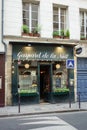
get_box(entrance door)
[77,58,87,101]
[40,64,52,102]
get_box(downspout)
[2,0,7,56]
[2,0,7,106]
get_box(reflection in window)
[52,61,68,92]
[18,61,38,94]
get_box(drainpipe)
[2,0,7,57]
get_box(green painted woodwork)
[12,45,73,61]
[12,44,74,104]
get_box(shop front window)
[18,61,38,95]
[52,61,69,94]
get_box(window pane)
[61,16,65,22]
[53,23,59,29]
[32,4,38,12]
[80,11,87,37]
[81,26,84,32]
[18,61,38,94]
[23,10,29,19]
[53,15,58,21]
[61,23,64,30]
[32,12,38,19]
[31,20,38,32]
[23,19,29,26]
[52,61,68,92]
[23,3,29,10]
[23,3,39,32]
[53,7,59,31]
[31,3,38,30]
[61,8,66,15]
[53,7,58,14]
[53,6,66,32]
[60,8,66,31]
[23,3,29,27]
[32,20,38,27]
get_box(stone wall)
[5,43,12,105]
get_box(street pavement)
[0,102,87,117]
[19,115,78,130]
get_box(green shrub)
[65,30,70,37]
[53,31,59,36]
[60,30,64,36]
[22,25,29,33]
[53,87,69,93]
[80,35,86,40]
[33,25,41,34]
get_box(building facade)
[1,0,87,105]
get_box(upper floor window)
[23,3,39,33]
[80,11,87,39]
[53,6,67,33]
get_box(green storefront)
[11,42,74,105]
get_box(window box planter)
[33,33,40,37]
[29,33,33,36]
[19,89,38,96]
[52,91,69,95]
[53,31,60,38]
[20,92,38,96]
[64,36,69,39]
[22,32,29,36]
[80,36,86,40]
[53,36,61,38]
[22,32,40,37]
[53,87,69,95]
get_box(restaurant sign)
[17,51,69,61]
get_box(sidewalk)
[0,102,87,117]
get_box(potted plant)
[65,30,70,39]
[33,25,41,37]
[53,31,60,38]
[80,35,86,40]
[22,24,29,36]
[60,30,65,39]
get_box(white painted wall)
[4,0,22,36]
[68,6,80,40]
[4,0,87,40]
[40,0,53,38]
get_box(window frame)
[53,6,67,34]
[80,11,87,38]
[23,3,39,33]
